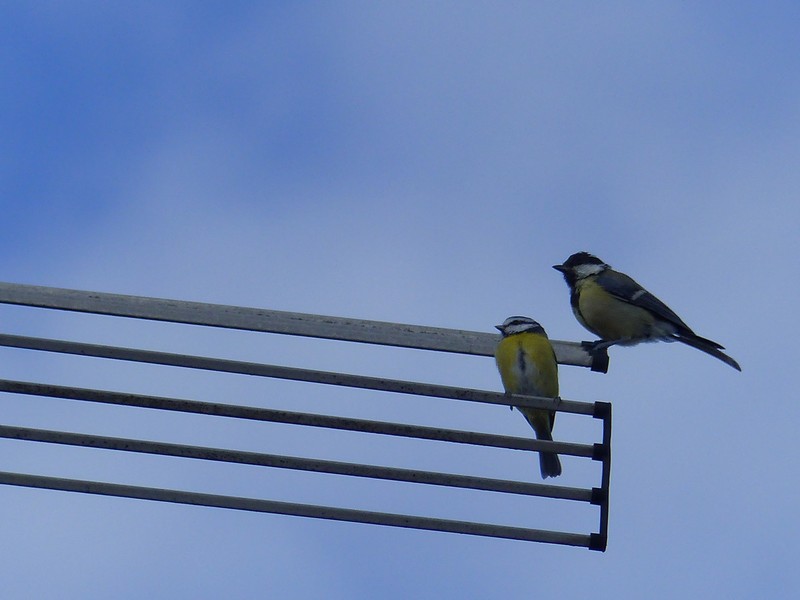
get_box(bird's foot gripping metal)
[580,341,610,374]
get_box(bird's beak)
[552,264,567,273]
[494,325,504,332]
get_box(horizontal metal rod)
[0,379,597,458]
[0,334,597,416]
[0,471,594,547]
[0,424,593,502]
[0,281,597,368]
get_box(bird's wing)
[596,269,694,332]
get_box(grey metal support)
[0,282,609,371]
[0,471,594,548]
[0,424,594,502]
[0,334,595,415]
[0,379,598,457]
[0,282,613,550]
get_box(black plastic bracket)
[580,341,610,373]
[592,443,607,461]
[589,533,608,552]
[590,351,609,373]
[590,487,607,506]
[592,401,612,420]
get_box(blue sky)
[1,3,798,599]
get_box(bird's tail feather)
[520,408,562,479]
[679,330,725,350]
[531,421,562,479]
[674,333,741,371]
[539,451,562,479]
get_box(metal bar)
[0,424,593,502]
[594,403,612,551]
[0,379,594,458]
[0,471,593,547]
[0,379,596,458]
[0,333,596,415]
[0,282,598,368]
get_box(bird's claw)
[582,339,618,354]
[581,341,612,373]
[581,340,602,354]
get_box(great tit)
[553,252,741,371]
[494,316,562,479]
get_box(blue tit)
[494,316,562,479]
[553,252,741,371]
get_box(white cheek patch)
[574,263,606,279]
[505,324,533,335]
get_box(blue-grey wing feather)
[596,270,693,332]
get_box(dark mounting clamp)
[581,341,610,373]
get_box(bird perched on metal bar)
[494,316,562,479]
[553,252,741,371]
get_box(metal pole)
[0,471,594,548]
[0,334,595,415]
[0,282,606,369]
[0,424,594,502]
[1,379,597,456]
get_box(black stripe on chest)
[517,347,527,372]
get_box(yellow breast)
[577,279,656,341]
[494,333,559,398]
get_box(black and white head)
[495,316,547,337]
[552,252,609,285]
